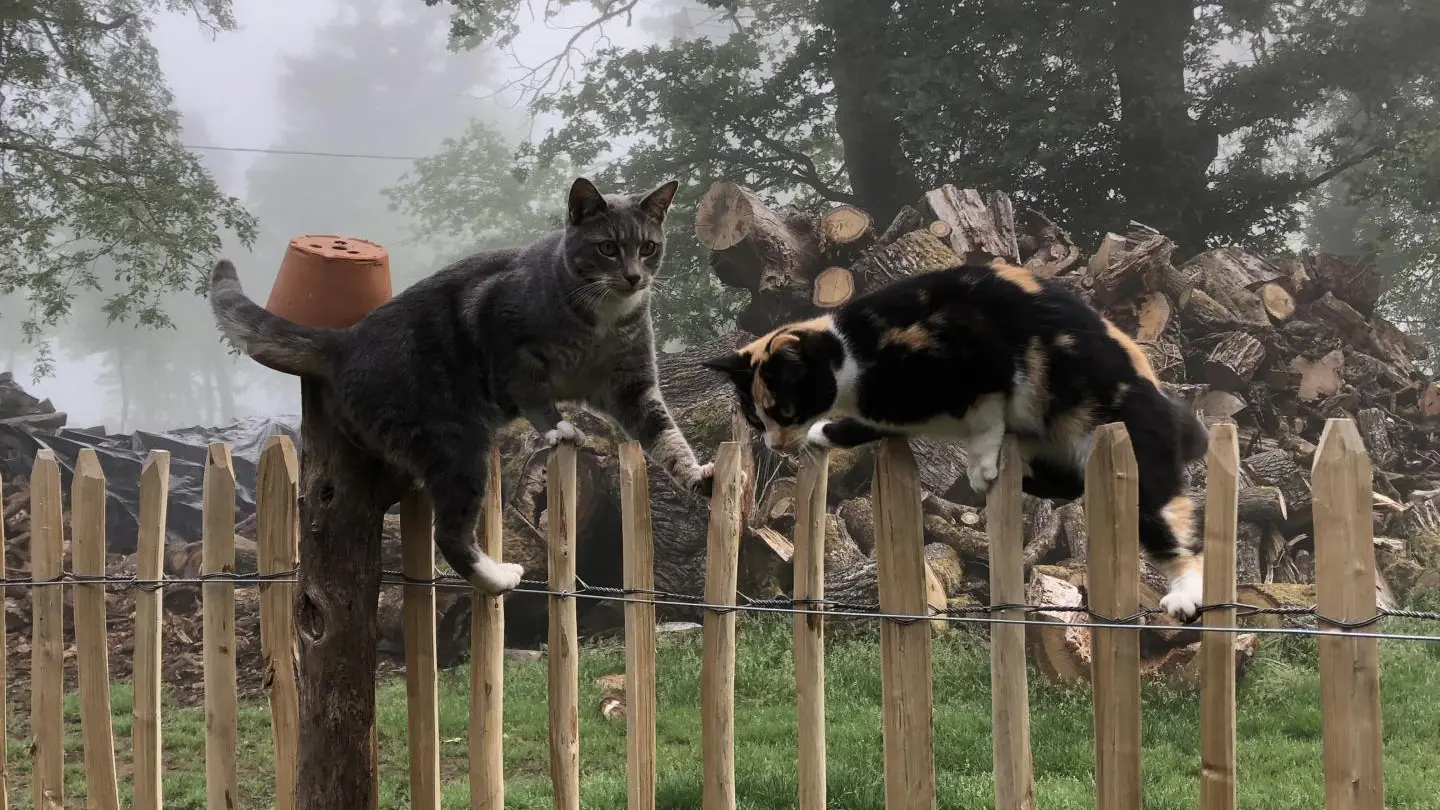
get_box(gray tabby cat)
[208,177,714,595]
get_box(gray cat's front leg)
[521,403,587,448]
[599,381,713,496]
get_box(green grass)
[7,615,1440,809]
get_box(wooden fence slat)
[987,437,1034,810]
[203,443,239,810]
[471,446,505,810]
[548,442,581,810]
[257,438,300,810]
[619,442,657,810]
[1313,418,1385,810]
[702,442,745,810]
[793,450,829,810]
[1200,424,1239,810]
[873,438,936,810]
[73,450,120,809]
[30,450,64,810]
[0,471,9,810]
[402,490,442,809]
[134,451,170,810]
[1085,423,1142,810]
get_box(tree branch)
[743,128,860,205]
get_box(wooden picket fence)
[0,417,1387,809]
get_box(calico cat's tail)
[209,259,338,377]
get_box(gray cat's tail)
[209,259,337,377]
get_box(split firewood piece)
[1015,206,1083,278]
[694,180,822,294]
[1355,408,1398,469]
[1289,349,1345,401]
[1022,497,1062,566]
[1305,291,1369,335]
[1181,287,1251,335]
[877,204,925,246]
[1023,571,1091,685]
[1367,315,1419,374]
[924,543,966,596]
[1056,501,1088,561]
[1192,485,1289,528]
[1182,248,1275,330]
[811,266,856,309]
[1203,332,1268,392]
[1305,252,1383,316]
[1133,291,1173,342]
[1422,382,1440,419]
[1194,389,1248,420]
[1090,230,1189,309]
[923,184,1021,262]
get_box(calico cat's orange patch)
[1102,318,1159,385]
[879,324,939,352]
[988,259,1043,294]
[738,315,833,364]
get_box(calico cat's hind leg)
[1020,455,1085,501]
[424,438,525,595]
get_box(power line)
[182,144,426,161]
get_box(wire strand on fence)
[5,568,1440,643]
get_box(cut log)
[1022,498,1062,566]
[836,497,877,557]
[1242,448,1312,528]
[1056,502,1087,561]
[1289,349,1344,401]
[1305,291,1369,337]
[1367,316,1418,375]
[1305,252,1383,316]
[927,221,953,240]
[819,204,875,261]
[849,229,960,294]
[1355,408,1398,469]
[811,267,856,309]
[1023,572,1091,685]
[1185,247,1281,289]
[1192,485,1289,528]
[1422,383,1440,419]
[1258,283,1296,322]
[922,185,1020,262]
[1237,522,1264,584]
[595,674,626,721]
[1133,292,1173,343]
[1203,332,1267,392]
[694,180,821,294]
[923,514,990,562]
[1089,231,1186,309]
[1183,251,1273,330]
[924,543,965,596]
[877,204,925,246]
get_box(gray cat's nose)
[624,272,642,288]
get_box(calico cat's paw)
[469,558,525,595]
[966,453,1001,494]
[544,420,587,448]
[804,420,836,448]
[1158,571,1203,622]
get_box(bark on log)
[1204,332,1267,392]
[849,229,960,295]
[1181,288,1253,335]
[922,185,1020,262]
[1015,206,1083,278]
[877,205,925,246]
[1305,252,1383,316]
[1183,249,1274,330]
[1242,449,1313,529]
[1089,230,1186,309]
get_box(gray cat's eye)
[598,240,619,257]
[639,240,658,256]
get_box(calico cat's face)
[563,177,678,302]
[701,318,840,453]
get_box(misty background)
[3,0,1437,435]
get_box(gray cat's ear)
[568,177,608,225]
[639,180,680,221]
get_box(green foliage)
[410,0,1440,333]
[0,0,257,373]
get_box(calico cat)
[701,258,1210,620]
[209,177,714,595]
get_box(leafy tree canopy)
[1,0,257,365]
[416,0,1440,346]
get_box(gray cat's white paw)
[544,420,587,448]
[470,559,524,595]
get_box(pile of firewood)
[683,180,1440,687]
[0,371,66,434]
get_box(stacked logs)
[683,180,1440,686]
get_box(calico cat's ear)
[700,351,751,377]
[639,180,680,221]
[568,177,608,225]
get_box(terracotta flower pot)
[264,235,392,330]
